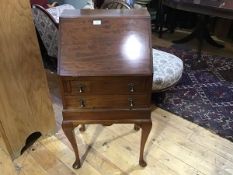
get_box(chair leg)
[134,124,140,131]
[152,92,166,104]
[79,124,86,132]
[158,0,164,38]
[168,8,176,33]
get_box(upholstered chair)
[101,0,131,9]
[31,5,59,71]
[134,0,151,7]
[31,3,92,71]
[152,49,183,92]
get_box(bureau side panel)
[0,0,55,158]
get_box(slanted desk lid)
[58,9,152,77]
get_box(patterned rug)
[154,46,233,142]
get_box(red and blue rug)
[154,46,233,142]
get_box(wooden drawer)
[63,94,151,109]
[61,76,151,95]
[62,109,151,121]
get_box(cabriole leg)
[62,121,81,169]
[139,120,152,167]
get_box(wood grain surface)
[58,9,153,168]
[63,94,151,109]
[62,76,151,95]
[58,9,152,76]
[163,0,233,19]
[0,0,55,158]
[1,107,233,175]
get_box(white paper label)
[93,20,101,25]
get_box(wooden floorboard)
[0,107,231,175]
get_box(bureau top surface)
[58,9,152,77]
[60,9,150,19]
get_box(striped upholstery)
[32,5,58,57]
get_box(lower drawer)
[63,94,151,109]
[62,109,151,120]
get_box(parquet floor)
[1,32,233,175]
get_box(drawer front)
[63,94,151,109]
[62,109,151,121]
[61,76,151,95]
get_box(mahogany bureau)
[58,9,153,169]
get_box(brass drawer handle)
[128,83,135,93]
[78,85,84,93]
[80,99,85,108]
[128,98,134,109]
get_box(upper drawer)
[61,76,151,95]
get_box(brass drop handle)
[79,85,84,93]
[128,98,134,109]
[80,99,85,108]
[128,83,135,93]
